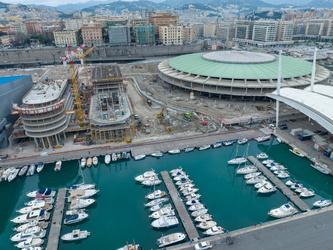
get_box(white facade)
[159,25,184,45]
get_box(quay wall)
[0,43,205,67]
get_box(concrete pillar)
[310,48,317,92]
[47,137,52,149]
[34,138,38,147]
[63,131,66,139]
[41,138,46,149]
[55,134,59,145]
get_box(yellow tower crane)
[70,64,85,127]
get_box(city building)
[158,51,330,100]
[53,30,78,47]
[151,13,178,38]
[203,24,217,38]
[81,22,103,47]
[134,25,155,45]
[184,27,196,43]
[0,75,34,148]
[24,22,42,35]
[108,26,131,46]
[12,78,73,149]
[0,35,15,46]
[64,18,85,31]
[252,21,277,42]
[159,25,184,45]
[89,65,133,143]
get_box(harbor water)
[1,137,333,249]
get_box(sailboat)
[228,143,248,165]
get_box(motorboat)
[11,210,50,224]
[223,141,234,146]
[186,199,200,206]
[262,159,274,165]
[300,189,315,198]
[156,232,186,248]
[69,198,95,210]
[36,162,44,173]
[144,197,169,207]
[203,226,224,236]
[117,244,141,250]
[170,167,184,174]
[64,212,89,224]
[188,204,205,211]
[68,189,99,201]
[290,183,303,190]
[184,146,195,152]
[179,183,195,191]
[244,172,261,179]
[236,166,258,175]
[295,187,309,193]
[191,209,208,217]
[266,162,279,168]
[195,214,212,222]
[237,138,248,145]
[134,154,146,160]
[25,198,54,206]
[149,206,175,219]
[256,153,269,159]
[18,166,29,176]
[17,202,53,214]
[197,220,217,229]
[8,167,19,182]
[254,180,271,189]
[255,135,271,143]
[289,148,305,157]
[246,176,267,184]
[310,163,330,175]
[174,174,190,181]
[86,157,92,167]
[14,221,48,232]
[66,208,86,215]
[257,183,276,194]
[212,142,222,148]
[285,179,299,186]
[61,229,90,241]
[182,188,199,196]
[268,203,298,218]
[80,158,86,168]
[0,168,10,181]
[151,215,179,228]
[11,226,46,242]
[92,156,98,166]
[142,179,162,186]
[175,178,192,186]
[277,171,290,179]
[270,165,287,171]
[313,199,332,207]
[27,188,56,198]
[172,170,186,177]
[185,193,201,201]
[15,238,44,249]
[151,152,163,157]
[199,144,210,151]
[149,203,171,212]
[105,154,111,164]
[145,190,167,200]
[111,153,117,162]
[168,149,180,154]
[70,183,96,191]
[54,161,62,171]
[26,164,36,176]
[134,169,156,182]
[228,157,247,165]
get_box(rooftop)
[202,51,276,64]
[0,75,28,85]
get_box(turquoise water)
[1,138,333,249]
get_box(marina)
[161,171,200,241]
[248,156,310,212]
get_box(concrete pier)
[46,188,67,250]
[161,171,200,241]
[248,156,310,212]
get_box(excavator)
[157,107,166,118]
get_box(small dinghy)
[54,161,62,171]
[92,156,98,166]
[105,154,111,164]
[36,162,44,173]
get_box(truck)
[298,133,312,141]
[144,124,151,134]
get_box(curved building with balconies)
[158,50,330,100]
[13,79,73,148]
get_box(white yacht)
[66,208,86,215]
[25,197,54,206]
[117,244,141,250]
[36,162,44,173]
[244,172,261,179]
[285,179,299,186]
[145,190,167,200]
[170,167,184,174]
[134,154,146,160]
[262,159,274,165]
[15,238,44,249]
[256,153,268,159]
[182,188,199,196]
[246,176,267,184]
[142,179,162,186]
[27,188,56,198]
[257,183,276,194]
[254,180,271,189]
[61,229,90,241]
[203,226,224,236]
[144,197,169,207]
[64,212,89,224]
[223,141,234,146]
[179,183,195,191]
[228,157,247,165]
[313,199,332,207]
[191,209,208,217]
[80,158,86,168]
[54,161,62,171]
[26,164,36,176]
[151,215,179,228]
[212,142,222,148]
[172,170,186,177]
[92,156,98,166]
[185,193,201,201]
[70,183,96,191]
[13,220,48,232]
[194,214,212,222]
[186,199,200,206]
[277,171,290,179]
[188,204,205,211]
[149,206,175,219]
[199,144,210,151]
[237,138,248,145]
[149,203,171,212]
[151,152,163,157]
[173,175,190,181]
[270,165,287,171]
[17,202,52,214]
[134,169,156,182]
[69,198,95,210]
[236,166,258,174]
[68,189,99,201]
[157,232,186,248]
[268,203,298,218]
[168,149,180,154]
[8,167,19,182]
[18,166,29,176]
[111,153,117,162]
[105,154,111,164]
[310,163,330,175]
[300,189,315,198]
[10,226,46,242]
[175,178,192,186]
[11,210,50,224]
[197,220,217,229]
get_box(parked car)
[320,131,328,136]
[279,125,288,130]
[314,130,322,134]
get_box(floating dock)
[248,156,310,212]
[161,171,200,241]
[46,188,67,250]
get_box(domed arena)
[158,51,330,100]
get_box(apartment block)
[159,25,184,45]
[64,18,85,31]
[53,30,78,47]
[81,23,103,47]
[134,25,155,45]
[108,26,131,46]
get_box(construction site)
[1,49,307,152]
